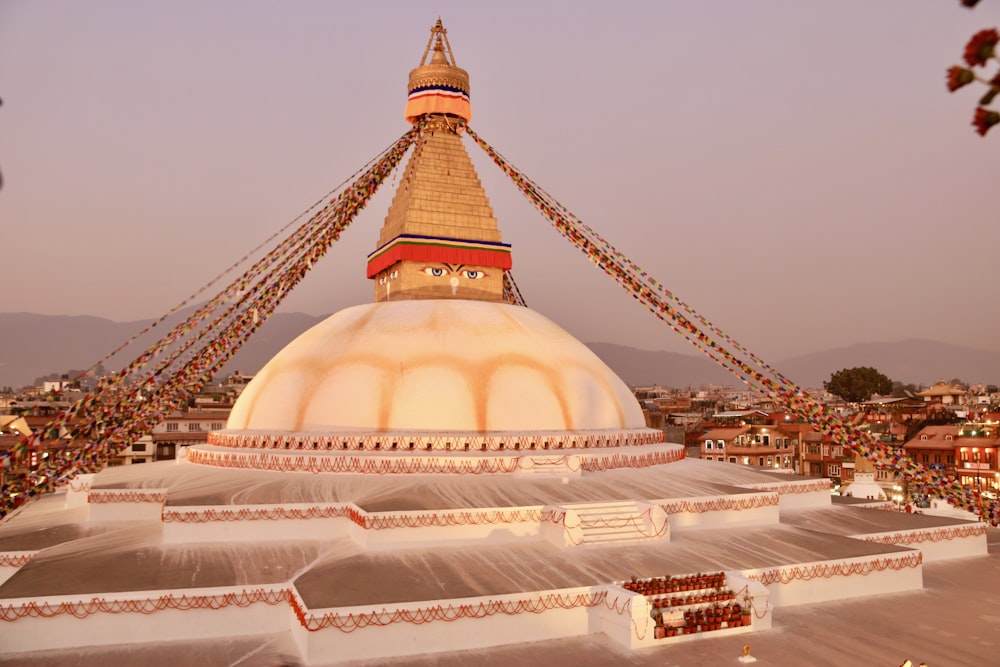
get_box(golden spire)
[368,20,510,303]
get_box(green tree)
[824,367,893,403]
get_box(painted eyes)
[420,266,488,279]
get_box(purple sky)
[1,1,997,362]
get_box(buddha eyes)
[420,266,487,279]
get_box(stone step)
[570,500,653,545]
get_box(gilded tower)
[367,19,511,303]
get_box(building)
[903,424,999,503]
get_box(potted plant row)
[624,571,727,595]
[652,602,751,639]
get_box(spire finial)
[405,19,471,124]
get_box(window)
[947,454,954,464]
[828,464,841,476]
[704,440,713,449]
[132,443,146,452]
[758,457,764,466]
[922,453,929,463]
[729,457,736,464]
[822,445,829,458]
[705,456,713,461]
[934,454,941,464]
[716,439,725,448]
[210,422,223,431]
[920,435,928,440]
[187,423,201,432]
[766,455,773,467]
[166,422,179,432]
[945,435,953,441]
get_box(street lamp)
[893,484,903,510]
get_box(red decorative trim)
[0,588,289,622]
[290,589,608,632]
[186,445,684,475]
[660,493,778,514]
[162,505,360,524]
[186,450,522,475]
[751,552,922,587]
[206,429,665,452]
[858,523,987,546]
[579,449,685,472]
[746,479,831,495]
[88,489,167,504]
[366,241,511,278]
[363,508,559,530]
[0,552,36,568]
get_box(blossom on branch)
[947,66,976,91]
[972,107,1000,136]
[963,28,999,67]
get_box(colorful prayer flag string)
[464,123,998,526]
[0,127,421,521]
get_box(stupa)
[0,20,993,667]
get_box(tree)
[949,378,970,390]
[824,367,894,403]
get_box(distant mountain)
[590,339,1000,389]
[774,339,1000,388]
[584,342,735,389]
[0,313,148,388]
[0,311,326,390]
[1,313,998,390]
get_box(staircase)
[553,500,668,546]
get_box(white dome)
[227,300,645,433]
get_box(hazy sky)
[1,1,997,363]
